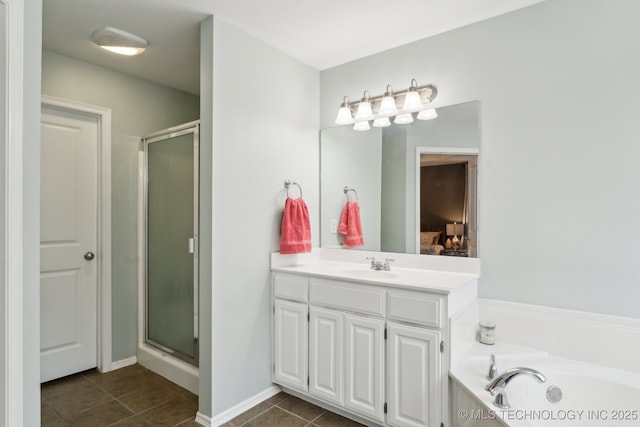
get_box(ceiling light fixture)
[91,27,148,56]
[334,79,438,131]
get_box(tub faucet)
[485,367,546,409]
[486,354,498,380]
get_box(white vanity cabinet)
[272,271,457,427]
[273,274,308,393]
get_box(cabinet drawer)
[273,273,308,302]
[387,291,442,327]
[309,279,384,316]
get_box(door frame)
[41,95,113,374]
[2,0,26,423]
[414,146,479,254]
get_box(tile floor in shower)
[41,363,364,426]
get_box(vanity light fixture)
[394,113,414,124]
[354,91,374,121]
[335,96,354,124]
[402,79,423,112]
[334,79,437,131]
[417,108,438,120]
[353,121,371,131]
[372,117,391,128]
[378,85,398,116]
[91,26,148,56]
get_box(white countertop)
[271,248,479,295]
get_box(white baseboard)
[108,356,137,372]
[195,411,212,426]
[208,385,281,427]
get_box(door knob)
[84,251,95,261]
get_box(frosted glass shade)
[335,106,353,124]
[394,113,414,124]
[378,95,398,116]
[372,117,391,127]
[417,108,438,120]
[353,121,371,131]
[355,100,374,120]
[403,90,423,112]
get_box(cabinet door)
[273,299,308,392]
[387,322,441,427]
[309,306,343,405]
[344,314,385,422]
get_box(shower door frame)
[143,120,200,366]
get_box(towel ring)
[343,186,358,201]
[284,180,303,198]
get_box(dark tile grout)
[41,365,198,427]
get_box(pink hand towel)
[338,200,364,248]
[280,197,312,254]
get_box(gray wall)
[41,50,200,360]
[208,17,319,416]
[321,0,640,319]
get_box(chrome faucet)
[486,354,498,380]
[366,257,394,271]
[485,367,546,409]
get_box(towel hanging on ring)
[338,200,364,248]
[280,194,312,254]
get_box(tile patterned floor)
[221,392,364,427]
[41,364,199,426]
[42,364,364,427]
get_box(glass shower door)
[144,123,199,365]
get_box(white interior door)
[40,106,98,383]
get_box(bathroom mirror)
[320,101,480,257]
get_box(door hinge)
[384,402,388,414]
[384,328,387,340]
[440,341,444,353]
[307,312,310,322]
[441,423,444,427]
[307,376,310,385]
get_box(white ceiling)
[43,0,546,95]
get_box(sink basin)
[338,269,398,280]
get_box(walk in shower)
[138,121,199,393]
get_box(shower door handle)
[188,238,195,254]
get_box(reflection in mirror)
[320,101,480,257]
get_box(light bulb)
[417,108,438,120]
[394,113,414,124]
[373,117,391,127]
[353,121,371,131]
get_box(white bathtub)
[451,354,640,427]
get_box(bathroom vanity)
[271,249,479,427]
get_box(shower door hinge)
[307,312,310,322]
[440,341,444,352]
[384,328,387,340]
[384,402,387,414]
